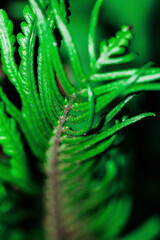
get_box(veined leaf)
[0,10,21,93]
[17,5,51,136]
[29,0,75,97]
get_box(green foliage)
[0,0,160,239]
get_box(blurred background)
[0,0,160,237]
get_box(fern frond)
[17,5,51,135]
[90,67,160,81]
[119,217,160,240]
[99,26,136,66]
[59,0,71,24]
[0,164,14,184]
[88,0,136,71]
[37,0,49,9]
[0,0,160,239]
[37,5,65,123]
[0,9,50,158]
[51,0,85,85]
[88,0,104,69]
[0,10,20,92]
[29,0,75,97]
[61,112,155,162]
[0,103,37,193]
[0,88,46,160]
[66,63,153,129]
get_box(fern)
[0,0,160,239]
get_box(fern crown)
[0,0,160,239]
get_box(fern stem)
[44,99,74,240]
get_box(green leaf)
[17,5,51,136]
[90,67,160,82]
[0,9,20,93]
[104,95,135,123]
[0,103,37,193]
[88,0,104,69]
[89,196,132,240]
[119,217,160,240]
[60,135,116,162]
[0,163,14,183]
[29,0,75,96]
[0,8,50,156]
[51,0,85,86]
[63,112,155,145]
[96,25,135,69]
